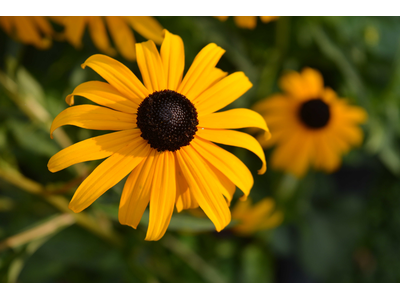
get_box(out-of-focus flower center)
[298,99,331,129]
[137,89,199,152]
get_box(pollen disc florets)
[137,89,199,152]
[299,99,331,129]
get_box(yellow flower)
[215,16,279,29]
[0,16,53,49]
[253,68,367,178]
[231,197,283,235]
[48,30,270,241]
[53,16,164,61]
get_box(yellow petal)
[279,70,311,101]
[191,136,253,201]
[69,138,151,212]
[63,16,87,48]
[48,129,140,173]
[197,128,266,174]
[178,43,225,101]
[234,16,257,29]
[32,16,53,35]
[119,149,158,229]
[271,132,313,177]
[14,16,50,49]
[206,162,236,203]
[124,16,164,45]
[145,151,176,241]
[175,160,198,212]
[176,146,231,231]
[198,108,271,140]
[215,16,229,22]
[66,81,138,113]
[82,54,149,104]
[195,72,253,116]
[160,29,185,91]
[260,16,279,23]
[50,105,137,138]
[87,16,116,56]
[105,16,136,61]
[301,68,324,99]
[136,40,166,93]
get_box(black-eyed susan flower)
[231,197,283,235]
[48,30,270,241]
[215,16,279,29]
[52,16,163,61]
[253,67,367,178]
[0,16,53,49]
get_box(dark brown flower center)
[298,99,330,129]
[136,89,198,152]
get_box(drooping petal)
[160,30,185,91]
[234,16,257,29]
[195,72,253,116]
[105,16,136,61]
[191,136,253,201]
[197,128,267,174]
[87,16,116,56]
[198,108,271,140]
[50,105,137,138]
[124,16,164,45]
[63,16,87,48]
[176,146,231,231]
[145,151,176,241]
[205,162,236,203]
[119,149,158,229]
[69,138,151,213]
[65,81,138,113]
[82,54,149,104]
[48,129,140,172]
[136,40,166,93]
[178,43,225,101]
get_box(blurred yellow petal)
[105,16,136,61]
[66,81,138,113]
[63,16,87,48]
[87,16,116,56]
[176,146,231,232]
[178,43,225,101]
[50,105,136,138]
[145,151,176,241]
[234,16,257,29]
[260,16,279,23]
[195,72,253,116]
[136,40,166,93]
[119,149,157,229]
[197,128,267,175]
[48,129,140,172]
[301,67,325,98]
[69,138,150,213]
[82,54,149,103]
[124,16,164,45]
[191,136,253,201]
[161,30,185,91]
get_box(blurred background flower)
[51,16,164,61]
[216,16,279,29]
[253,67,367,177]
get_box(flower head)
[53,16,164,61]
[0,16,54,49]
[48,30,270,241]
[253,67,367,177]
